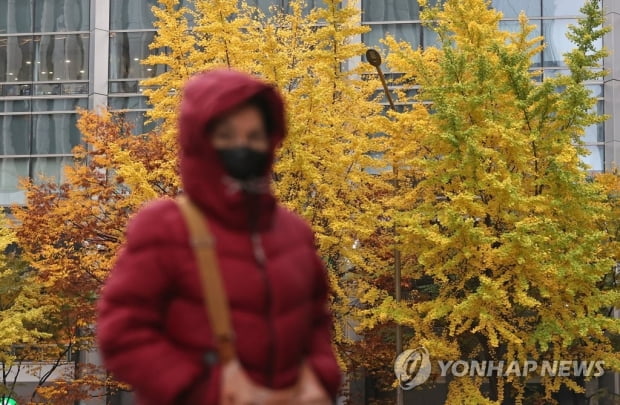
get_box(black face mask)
[216,147,270,181]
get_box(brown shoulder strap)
[175,194,236,364]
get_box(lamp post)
[366,48,403,405]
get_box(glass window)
[583,123,604,144]
[362,0,420,22]
[363,23,420,54]
[108,96,149,110]
[109,80,139,94]
[245,0,275,15]
[34,83,61,96]
[0,83,32,96]
[245,1,328,16]
[32,113,81,154]
[0,36,34,82]
[0,99,30,113]
[542,19,577,67]
[32,98,87,111]
[592,98,604,115]
[0,158,29,205]
[118,111,157,134]
[542,68,571,79]
[31,156,72,185]
[34,34,89,81]
[0,0,33,34]
[62,82,88,95]
[543,0,584,17]
[586,84,603,98]
[0,115,30,155]
[284,0,327,15]
[422,25,440,48]
[109,32,167,80]
[583,100,604,144]
[499,20,542,67]
[34,0,89,32]
[491,0,541,18]
[582,145,603,171]
[425,0,447,7]
[110,0,158,30]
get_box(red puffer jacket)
[96,70,342,405]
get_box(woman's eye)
[214,130,234,141]
[249,130,267,141]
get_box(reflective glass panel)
[31,156,72,184]
[246,1,329,16]
[0,0,33,34]
[583,123,604,144]
[0,84,32,96]
[543,0,585,17]
[422,25,440,48]
[110,0,158,30]
[499,20,542,67]
[62,82,88,95]
[108,96,149,110]
[583,100,604,144]
[0,115,30,155]
[0,36,34,82]
[0,158,29,205]
[119,111,157,134]
[245,0,275,15]
[34,0,90,32]
[109,32,167,80]
[32,113,81,154]
[362,0,420,21]
[0,99,30,113]
[34,83,61,96]
[32,98,87,111]
[109,81,139,94]
[363,23,420,53]
[284,0,327,15]
[34,34,89,80]
[491,0,541,18]
[586,84,603,98]
[542,19,577,67]
[582,145,603,171]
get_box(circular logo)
[394,347,432,390]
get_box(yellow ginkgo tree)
[0,212,64,404]
[140,0,394,367]
[354,0,620,403]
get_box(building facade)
[0,0,618,404]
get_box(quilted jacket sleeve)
[304,229,344,400]
[96,202,207,405]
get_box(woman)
[96,69,342,405]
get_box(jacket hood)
[178,69,286,231]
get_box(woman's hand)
[219,359,330,405]
[220,359,298,405]
[221,359,263,405]
[294,361,331,405]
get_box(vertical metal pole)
[394,247,403,405]
[89,0,110,111]
[373,66,396,111]
[367,49,403,405]
[86,6,110,405]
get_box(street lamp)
[366,48,403,405]
[366,49,396,111]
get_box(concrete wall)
[604,0,620,170]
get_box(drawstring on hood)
[178,69,286,231]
